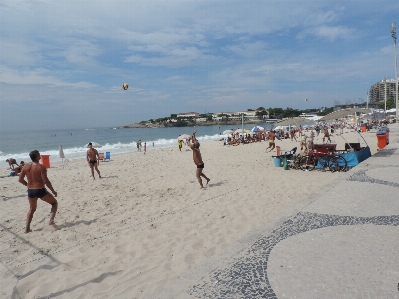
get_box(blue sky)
[1,0,398,130]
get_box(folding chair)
[98,153,105,161]
[104,152,111,162]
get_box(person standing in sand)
[144,142,147,154]
[18,150,58,234]
[86,142,101,179]
[187,131,210,189]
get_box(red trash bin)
[376,132,387,149]
[41,154,51,168]
[361,125,366,132]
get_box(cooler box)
[41,155,50,168]
[273,157,282,167]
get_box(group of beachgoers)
[8,116,388,235]
[219,120,368,153]
[10,131,212,234]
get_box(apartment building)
[369,79,398,104]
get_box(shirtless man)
[14,161,25,175]
[323,128,331,143]
[300,133,307,151]
[6,158,19,170]
[266,131,276,152]
[18,150,58,234]
[86,142,101,179]
[187,131,210,188]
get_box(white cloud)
[0,66,97,88]
[297,25,356,41]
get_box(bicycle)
[299,150,347,172]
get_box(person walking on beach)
[266,131,276,152]
[300,133,307,151]
[18,150,58,234]
[144,142,147,154]
[178,136,183,152]
[86,142,101,179]
[6,158,19,170]
[290,129,297,142]
[323,127,331,143]
[187,131,210,188]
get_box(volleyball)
[122,83,129,90]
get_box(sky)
[1,0,398,130]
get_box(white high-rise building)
[369,79,397,104]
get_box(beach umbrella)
[222,129,233,135]
[84,142,102,148]
[234,129,250,134]
[360,114,374,120]
[251,126,265,132]
[59,144,65,159]
[273,117,312,126]
[319,108,372,121]
[178,134,191,141]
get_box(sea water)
[0,123,272,165]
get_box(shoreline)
[120,119,271,128]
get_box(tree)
[282,107,300,118]
[268,108,284,119]
[255,110,268,119]
[317,107,333,116]
[218,113,230,123]
[378,98,395,110]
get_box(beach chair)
[282,147,297,159]
[104,152,111,162]
[98,153,105,161]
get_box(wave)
[1,133,228,163]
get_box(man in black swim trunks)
[86,142,101,180]
[187,131,210,189]
[18,150,58,234]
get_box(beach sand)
[0,129,378,298]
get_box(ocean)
[0,123,272,165]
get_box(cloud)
[297,25,356,41]
[0,66,97,89]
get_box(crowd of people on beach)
[5,116,394,235]
[219,119,384,153]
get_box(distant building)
[369,79,397,104]
[333,102,377,112]
[212,110,267,121]
[177,112,199,118]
